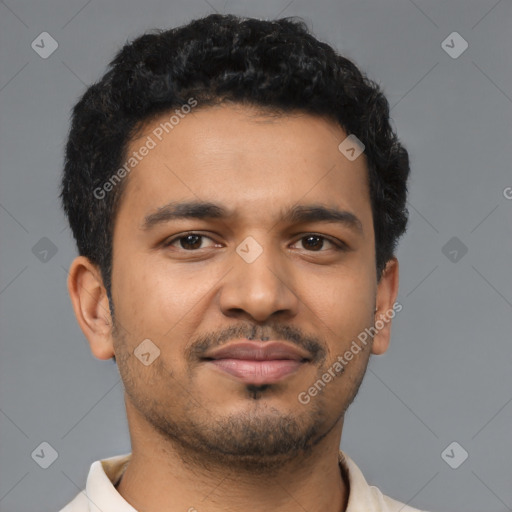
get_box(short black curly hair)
[61,13,410,303]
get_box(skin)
[67,103,399,512]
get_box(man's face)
[107,104,388,470]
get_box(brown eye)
[178,234,203,250]
[302,235,325,251]
[293,234,342,252]
[164,233,217,250]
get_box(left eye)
[291,234,339,252]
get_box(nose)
[218,238,300,323]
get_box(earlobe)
[371,257,400,356]
[67,256,115,360]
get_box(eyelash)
[162,232,347,252]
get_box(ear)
[371,257,400,355]
[67,256,115,360]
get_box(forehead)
[116,104,371,229]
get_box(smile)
[202,340,311,385]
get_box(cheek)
[112,251,218,338]
[297,265,376,352]
[111,252,172,339]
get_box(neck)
[116,409,349,512]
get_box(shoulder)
[57,453,131,512]
[339,450,429,512]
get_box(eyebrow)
[141,200,363,234]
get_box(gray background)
[0,0,511,511]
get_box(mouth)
[201,340,312,385]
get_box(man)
[59,12,424,512]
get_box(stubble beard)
[112,319,369,475]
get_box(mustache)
[186,323,327,364]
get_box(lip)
[202,340,311,385]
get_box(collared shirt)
[59,450,427,511]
